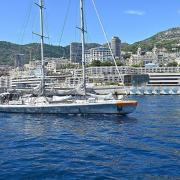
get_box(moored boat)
[144,87,152,95]
[0,99,137,115]
[152,88,160,95]
[0,0,138,115]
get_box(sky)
[0,0,180,46]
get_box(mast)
[39,0,45,96]
[34,0,45,96]
[80,0,86,97]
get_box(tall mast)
[80,0,86,97]
[34,0,45,96]
[39,0,45,96]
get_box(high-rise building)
[137,47,142,56]
[14,54,25,68]
[111,36,121,58]
[70,42,82,63]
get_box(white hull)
[0,100,137,115]
[152,89,160,95]
[129,88,136,95]
[160,89,169,95]
[130,88,144,95]
[144,89,152,95]
[169,89,177,95]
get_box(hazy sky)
[0,0,180,46]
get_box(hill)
[122,27,180,53]
[0,41,69,65]
[0,41,100,65]
[1,27,180,65]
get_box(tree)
[122,53,131,59]
[89,60,101,67]
[101,61,113,66]
[167,61,178,67]
[116,60,124,66]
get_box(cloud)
[124,10,145,16]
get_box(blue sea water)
[0,96,180,180]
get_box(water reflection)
[0,113,138,148]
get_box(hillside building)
[14,54,25,68]
[70,42,82,63]
[85,46,113,64]
[111,36,121,58]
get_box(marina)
[0,0,180,179]
[128,86,180,95]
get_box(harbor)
[0,0,180,179]
[1,66,179,96]
[93,85,180,95]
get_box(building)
[0,65,10,76]
[14,54,25,68]
[124,74,149,86]
[128,45,180,67]
[64,66,180,86]
[0,76,11,89]
[148,73,180,86]
[46,58,79,73]
[70,42,82,63]
[10,75,69,91]
[7,64,180,91]
[85,50,91,64]
[111,36,121,58]
[85,46,112,63]
[129,47,158,66]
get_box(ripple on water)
[0,96,180,179]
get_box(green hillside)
[122,27,180,53]
[0,41,70,65]
[1,27,180,65]
[0,41,100,65]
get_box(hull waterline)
[0,100,138,115]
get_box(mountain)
[0,41,69,65]
[1,27,180,65]
[122,27,180,53]
[0,41,100,65]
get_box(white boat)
[136,88,143,95]
[177,88,180,95]
[0,98,137,115]
[144,88,152,95]
[160,88,169,95]
[169,88,177,95]
[152,88,160,95]
[129,88,136,95]
[0,0,137,115]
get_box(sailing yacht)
[0,0,138,115]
